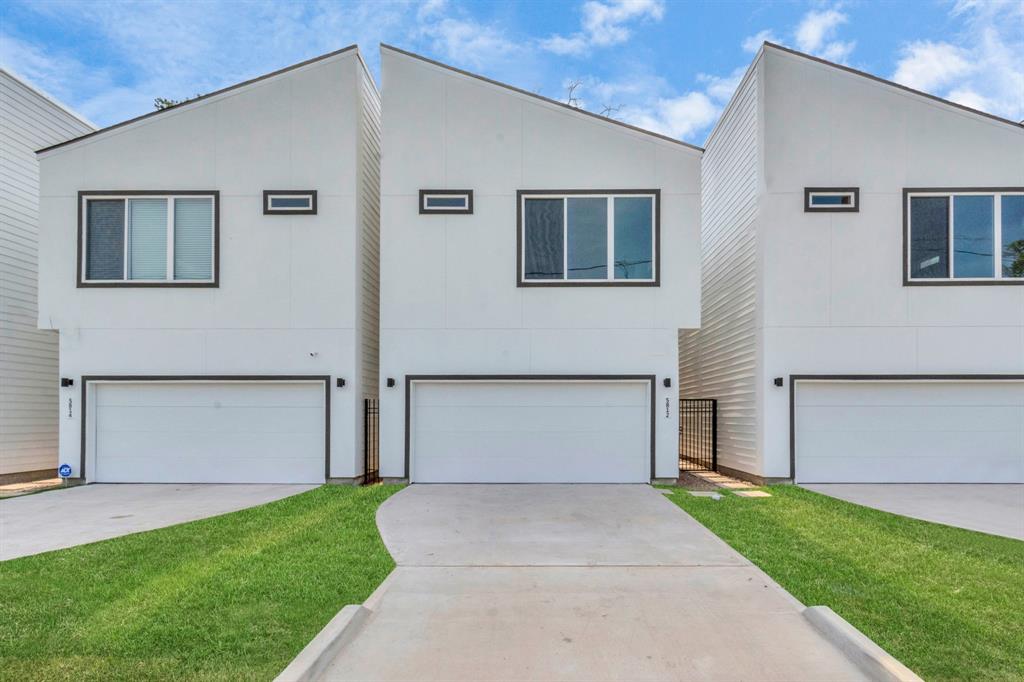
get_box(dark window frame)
[77,190,220,288]
[418,189,473,215]
[804,187,859,213]
[263,190,317,215]
[516,189,661,288]
[903,187,1024,287]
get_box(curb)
[274,604,370,682]
[804,606,923,682]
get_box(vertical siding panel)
[0,70,92,477]
[679,58,760,476]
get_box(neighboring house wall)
[759,46,1024,479]
[350,56,382,477]
[36,49,376,480]
[379,47,702,481]
[358,61,382,404]
[678,55,762,478]
[0,70,92,481]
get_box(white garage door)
[795,380,1024,483]
[410,380,650,483]
[93,381,326,483]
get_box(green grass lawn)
[664,485,1024,682]
[0,484,402,681]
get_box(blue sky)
[1,0,1021,146]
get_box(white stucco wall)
[378,47,702,480]
[36,49,375,479]
[758,46,1024,478]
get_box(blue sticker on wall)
[58,463,72,478]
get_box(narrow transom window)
[264,190,317,215]
[518,190,659,286]
[419,190,473,214]
[905,189,1024,284]
[805,188,859,212]
[79,192,217,287]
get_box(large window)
[905,189,1024,284]
[79,192,218,287]
[518,190,659,286]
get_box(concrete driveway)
[0,483,316,560]
[319,485,868,681]
[802,484,1024,540]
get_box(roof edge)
[702,50,762,149]
[36,45,359,156]
[1,67,95,130]
[763,42,1024,131]
[380,43,704,153]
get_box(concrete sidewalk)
[802,484,1024,540]
[317,485,871,681]
[0,483,316,560]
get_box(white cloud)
[891,41,972,92]
[795,8,845,53]
[414,0,520,68]
[541,34,590,56]
[742,29,778,53]
[890,1,1023,121]
[697,66,746,103]
[794,6,855,63]
[621,91,718,140]
[542,0,664,56]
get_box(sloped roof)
[1,68,95,130]
[764,42,1023,131]
[35,45,359,155]
[381,43,704,153]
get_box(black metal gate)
[363,398,380,484]
[679,398,717,472]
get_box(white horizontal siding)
[679,57,761,476]
[358,61,381,401]
[0,70,92,476]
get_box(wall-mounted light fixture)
[386,378,396,388]
[773,377,784,387]
[663,378,672,388]
[60,377,74,387]
[336,378,346,388]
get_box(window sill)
[903,279,1024,287]
[77,281,219,288]
[517,280,659,288]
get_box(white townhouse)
[35,47,381,484]
[378,46,702,483]
[1,70,93,483]
[680,43,1024,484]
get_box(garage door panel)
[98,429,323,459]
[416,428,644,461]
[94,382,325,484]
[98,405,324,434]
[416,382,648,408]
[416,404,648,433]
[411,380,650,483]
[96,382,324,408]
[97,452,324,484]
[414,449,647,484]
[799,427,1019,460]
[796,381,1024,483]
[797,381,1024,407]
[799,405,1021,434]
